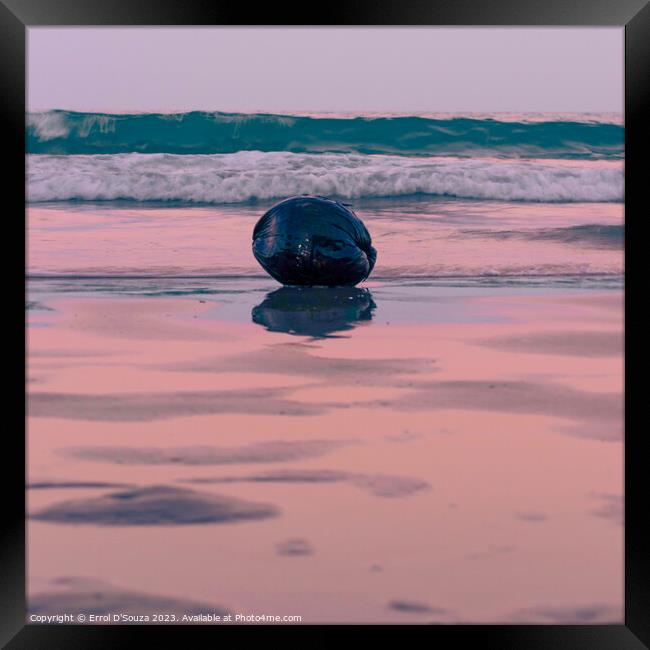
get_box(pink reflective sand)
[27,217,623,623]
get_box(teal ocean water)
[27,111,623,204]
[27,110,623,158]
[26,111,624,281]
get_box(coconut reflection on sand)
[252,287,376,338]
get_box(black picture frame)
[4,1,647,646]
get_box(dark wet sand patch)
[472,330,622,357]
[52,297,231,342]
[30,577,229,619]
[507,603,622,623]
[150,342,437,385]
[349,474,429,498]
[556,419,622,442]
[359,380,621,440]
[29,348,118,358]
[28,388,326,421]
[589,492,623,526]
[28,480,132,490]
[180,468,430,498]
[458,225,623,250]
[26,301,54,311]
[514,511,548,523]
[64,440,355,466]
[30,485,279,526]
[275,538,314,556]
[184,469,348,484]
[388,600,451,616]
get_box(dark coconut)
[252,196,376,286]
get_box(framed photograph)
[3,0,647,646]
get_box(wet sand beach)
[27,277,623,623]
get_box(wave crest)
[26,110,624,158]
[27,152,624,204]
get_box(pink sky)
[27,27,623,113]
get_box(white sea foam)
[27,151,623,204]
[27,112,70,141]
[77,114,117,137]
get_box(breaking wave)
[27,110,624,159]
[27,151,623,204]
[460,224,624,248]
